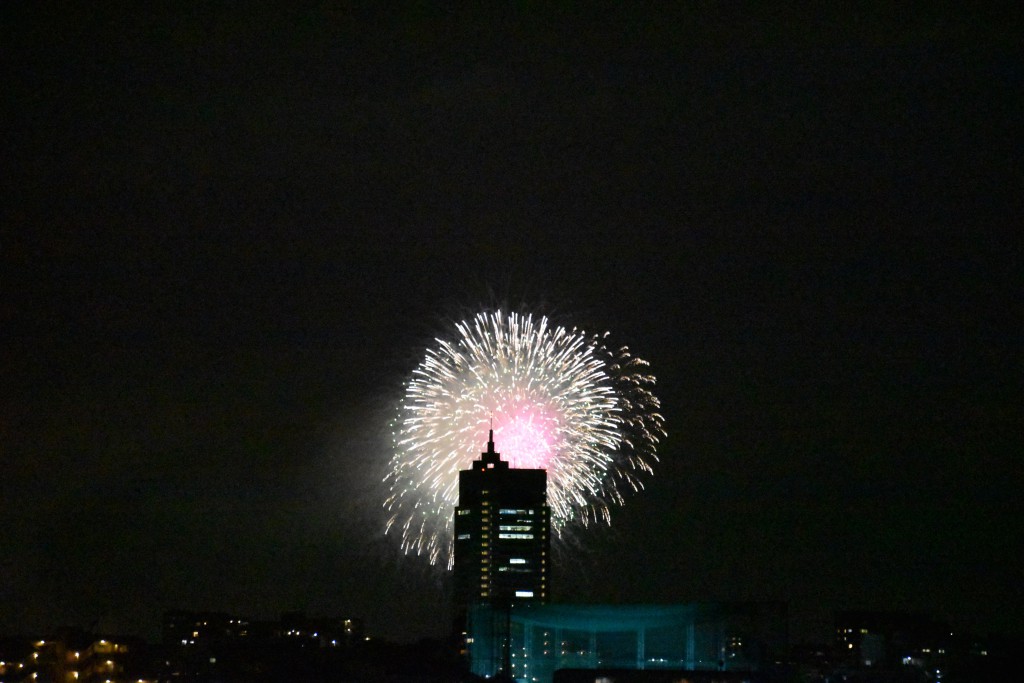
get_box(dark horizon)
[4,6,1021,646]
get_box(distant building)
[467,602,788,683]
[833,610,948,668]
[3,632,152,683]
[454,430,551,610]
[163,610,249,648]
[160,610,363,680]
[162,610,362,650]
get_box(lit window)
[515,590,534,598]
[510,558,526,564]
[457,534,471,540]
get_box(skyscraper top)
[474,429,509,471]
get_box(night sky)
[4,6,1022,643]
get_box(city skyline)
[4,6,1021,646]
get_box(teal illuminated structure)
[454,430,550,609]
[466,602,787,682]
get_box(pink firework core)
[487,408,559,469]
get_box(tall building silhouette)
[454,430,550,609]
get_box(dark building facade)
[454,430,551,609]
[159,610,363,681]
[834,610,951,670]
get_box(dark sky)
[3,6,1022,643]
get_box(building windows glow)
[454,430,550,611]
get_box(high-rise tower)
[454,430,550,609]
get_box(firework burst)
[384,310,665,567]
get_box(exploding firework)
[384,310,665,567]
